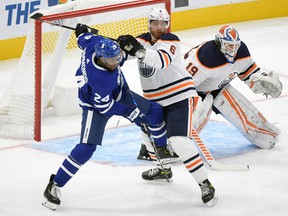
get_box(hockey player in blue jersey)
[42,24,176,210]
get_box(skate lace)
[148,168,160,177]
[51,184,61,199]
[200,183,211,196]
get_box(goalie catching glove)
[245,70,282,98]
[117,35,145,58]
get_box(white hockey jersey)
[136,32,197,106]
[182,40,259,93]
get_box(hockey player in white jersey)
[117,7,217,206]
[182,25,282,149]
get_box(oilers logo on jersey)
[218,72,238,89]
[138,61,156,78]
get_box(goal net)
[0,0,170,141]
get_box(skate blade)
[137,156,152,161]
[144,178,173,183]
[42,200,58,211]
[205,195,218,207]
[157,158,181,166]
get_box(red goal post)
[0,0,171,141]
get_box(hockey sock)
[169,136,208,183]
[145,102,167,147]
[54,143,97,187]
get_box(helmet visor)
[150,20,169,28]
[103,52,123,65]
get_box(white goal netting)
[0,0,169,140]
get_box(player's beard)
[151,29,166,40]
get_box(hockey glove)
[125,105,147,126]
[246,71,282,98]
[75,23,89,38]
[117,35,144,56]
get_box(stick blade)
[208,160,250,171]
[30,12,44,20]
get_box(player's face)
[223,41,240,55]
[149,20,167,39]
[101,53,122,71]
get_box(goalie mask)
[215,25,241,63]
[94,37,122,70]
[148,7,170,29]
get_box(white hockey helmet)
[215,25,241,63]
[148,7,170,29]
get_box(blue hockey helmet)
[94,37,122,62]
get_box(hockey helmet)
[215,25,241,63]
[148,7,170,29]
[94,37,122,63]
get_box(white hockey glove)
[245,71,282,98]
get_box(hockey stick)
[119,77,172,182]
[191,129,249,171]
[141,123,172,183]
[30,13,114,40]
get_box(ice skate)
[153,145,180,166]
[42,174,61,211]
[137,144,152,161]
[199,179,218,207]
[156,145,179,160]
[142,167,173,181]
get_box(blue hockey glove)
[125,105,146,126]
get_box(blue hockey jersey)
[75,33,131,117]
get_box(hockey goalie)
[183,25,282,149]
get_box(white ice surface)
[0,17,288,216]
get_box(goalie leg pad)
[193,94,213,133]
[213,84,281,149]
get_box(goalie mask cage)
[0,0,171,141]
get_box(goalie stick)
[191,129,250,171]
